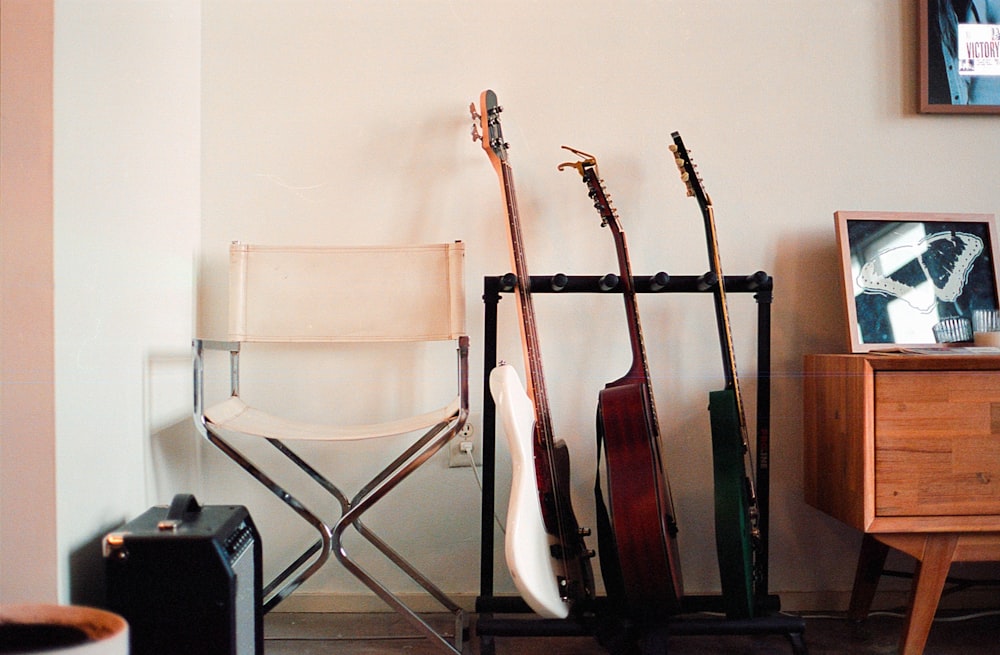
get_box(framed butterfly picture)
[835,211,1000,352]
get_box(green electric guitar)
[670,132,760,619]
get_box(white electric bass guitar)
[472,90,595,619]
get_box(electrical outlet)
[448,415,482,467]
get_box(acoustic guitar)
[558,147,683,617]
[670,132,760,619]
[471,90,595,619]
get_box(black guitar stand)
[474,273,807,655]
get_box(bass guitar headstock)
[558,146,621,234]
[669,131,712,211]
[471,90,508,171]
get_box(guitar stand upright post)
[475,273,807,655]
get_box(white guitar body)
[489,363,570,619]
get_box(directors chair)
[193,241,469,654]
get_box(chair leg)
[262,538,324,607]
[209,420,467,654]
[353,519,463,613]
[268,438,353,510]
[333,523,464,654]
[331,421,467,654]
[354,421,451,501]
[272,433,463,614]
[204,428,333,611]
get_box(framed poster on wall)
[920,0,1000,113]
[835,211,1000,352]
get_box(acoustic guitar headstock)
[558,146,621,234]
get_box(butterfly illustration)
[856,231,984,313]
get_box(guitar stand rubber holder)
[475,273,807,655]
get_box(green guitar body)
[708,388,755,619]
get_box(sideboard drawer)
[875,370,1000,517]
[804,353,1000,533]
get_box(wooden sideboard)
[803,353,1000,655]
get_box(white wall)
[30,0,1000,610]
[197,0,1000,610]
[53,0,201,601]
[202,0,1000,603]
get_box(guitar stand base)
[474,595,807,655]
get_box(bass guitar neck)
[472,90,594,618]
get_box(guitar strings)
[500,142,576,590]
[581,161,681,529]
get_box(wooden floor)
[264,609,1000,654]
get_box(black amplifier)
[104,494,262,655]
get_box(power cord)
[464,446,506,535]
[783,608,1000,623]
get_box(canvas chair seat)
[204,396,462,442]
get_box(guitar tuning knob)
[578,527,592,537]
[584,549,597,559]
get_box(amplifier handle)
[167,493,203,521]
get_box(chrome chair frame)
[192,242,469,654]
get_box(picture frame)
[919,0,1000,114]
[835,211,1000,352]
